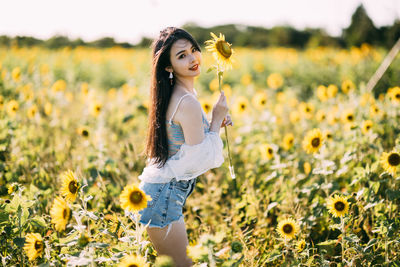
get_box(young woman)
[137,27,233,266]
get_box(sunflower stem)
[340,216,345,264]
[217,70,236,182]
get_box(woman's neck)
[174,77,195,95]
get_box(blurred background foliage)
[0,5,399,50]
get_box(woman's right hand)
[212,91,229,121]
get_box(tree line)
[1,5,399,49]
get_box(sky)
[1,0,399,44]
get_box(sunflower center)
[311,137,320,147]
[129,191,143,204]
[69,181,78,194]
[34,240,43,251]
[334,201,345,211]
[268,148,273,154]
[240,104,246,110]
[366,125,371,130]
[128,265,138,267]
[347,115,353,121]
[96,106,101,111]
[216,40,232,59]
[396,93,400,99]
[261,100,265,105]
[82,130,89,137]
[63,208,69,219]
[283,224,293,234]
[388,153,400,166]
[305,108,310,112]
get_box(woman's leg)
[146,217,193,267]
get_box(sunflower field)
[1,43,400,266]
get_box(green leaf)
[122,114,134,123]
[206,67,215,73]
[370,181,380,194]
[13,237,25,248]
[89,242,109,248]
[31,216,47,228]
[386,189,400,201]
[5,194,21,213]
[0,211,9,224]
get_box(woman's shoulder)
[172,93,202,124]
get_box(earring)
[169,72,173,85]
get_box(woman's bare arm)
[176,96,205,145]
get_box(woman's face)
[167,38,201,79]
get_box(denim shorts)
[138,178,197,229]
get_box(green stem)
[217,70,236,183]
[341,217,345,264]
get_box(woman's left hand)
[221,114,233,127]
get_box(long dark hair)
[144,27,201,168]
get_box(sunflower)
[267,73,283,89]
[232,96,249,116]
[316,85,328,102]
[81,82,89,96]
[282,133,294,150]
[327,195,350,217]
[327,107,339,125]
[324,130,333,142]
[254,62,265,73]
[12,67,21,82]
[302,128,324,154]
[252,91,268,110]
[288,97,298,108]
[44,102,52,116]
[327,84,338,98]
[276,218,299,240]
[50,196,70,232]
[276,92,286,103]
[76,126,90,137]
[380,150,400,176]
[303,162,312,175]
[118,254,149,267]
[315,110,326,122]
[341,109,355,124]
[200,98,212,114]
[60,170,79,202]
[205,32,234,71]
[388,86,400,104]
[289,111,300,123]
[23,233,44,261]
[8,183,18,194]
[360,92,375,106]
[120,184,152,213]
[297,239,306,252]
[108,88,117,99]
[241,73,252,86]
[361,120,373,134]
[27,105,38,119]
[260,144,274,160]
[341,79,355,94]
[51,79,67,92]
[90,101,102,117]
[6,100,19,116]
[299,102,314,119]
[370,104,381,117]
